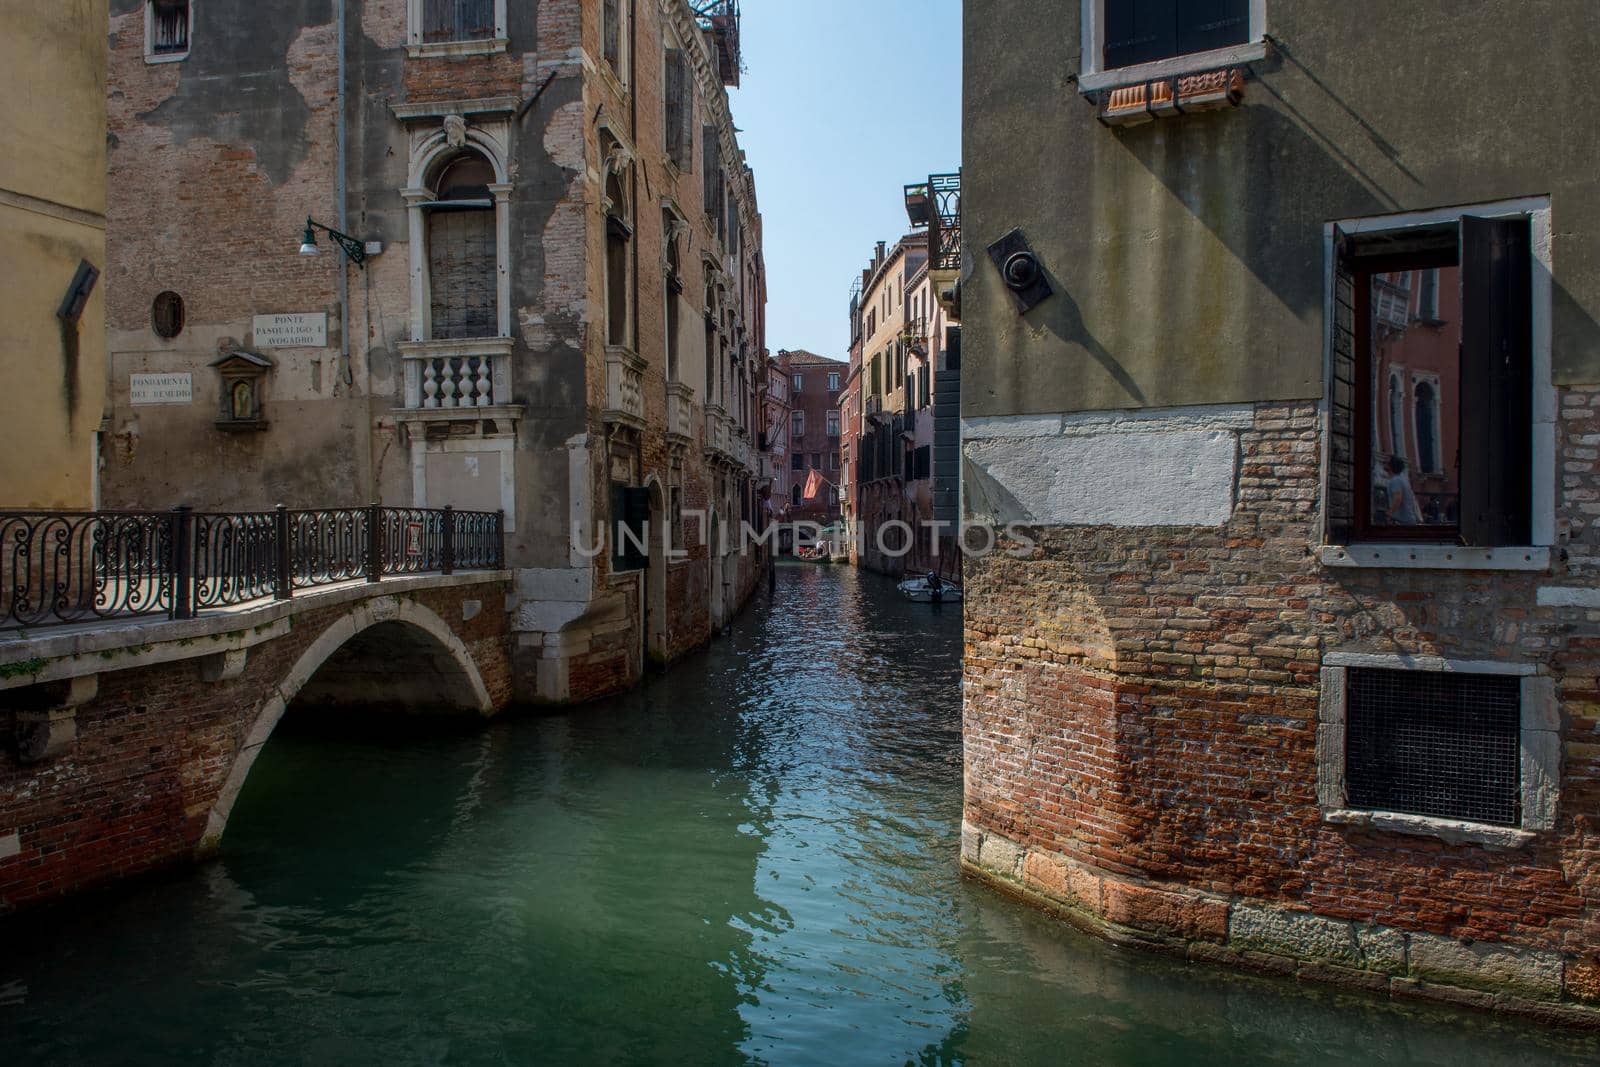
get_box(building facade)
[102,0,767,702]
[961,0,1600,1020]
[848,220,960,578]
[775,349,845,529]
[0,0,108,508]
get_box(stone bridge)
[0,569,511,912]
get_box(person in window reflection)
[1384,455,1422,525]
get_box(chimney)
[875,241,886,265]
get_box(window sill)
[1078,40,1269,94]
[144,51,189,65]
[1319,544,1550,571]
[407,37,509,59]
[1323,808,1535,850]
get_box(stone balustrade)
[604,345,647,429]
[399,337,514,410]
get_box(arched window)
[1388,370,1405,461]
[663,211,682,382]
[426,150,496,340]
[791,484,801,507]
[603,147,633,348]
[1415,379,1439,473]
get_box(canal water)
[4,565,1597,1064]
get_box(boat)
[898,573,963,603]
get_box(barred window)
[149,1,189,57]
[422,0,495,43]
[1345,668,1522,827]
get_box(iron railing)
[0,504,504,629]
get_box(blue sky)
[727,0,962,360]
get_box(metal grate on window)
[1345,667,1521,826]
[152,2,189,55]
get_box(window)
[811,453,821,470]
[1414,376,1442,475]
[602,141,633,347]
[703,126,724,229]
[1327,208,1540,550]
[791,454,803,471]
[1417,267,1441,323]
[664,48,692,170]
[791,410,804,439]
[423,0,494,43]
[602,0,625,78]
[827,372,840,392]
[151,291,184,339]
[663,211,682,380]
[793,373,803,392]
[829,451,839,471]
[407,0,505,53]
[1102,0,1250,70]
[146,1,190,62]
[1349,668,1519,825]
[610,482,648,573]
[826,411,840,438]
[426,151,497,340]
[791,485,802,507]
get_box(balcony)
[399,337,514,411]
[704,403,731,460]
[604,345,647,429]
[666,381,695,446]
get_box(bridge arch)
[200,596,494,850]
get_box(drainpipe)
[336,0,352,391]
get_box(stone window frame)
[406,0,509,59]
[144,0,191,65]
[1077,0,1268,93]
[1318,196,1556,572]
[1317,652,1558,849]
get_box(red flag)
[802,468,824,501]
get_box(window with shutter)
[703,127,720,216]
[665,50,692,170]
[422,0,496,43]
[1327,208,1539,551]
[1101,0,1249,70]
[603,0,621,71]
[610,483,649,572]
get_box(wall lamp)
[298,217,368,268]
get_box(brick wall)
[963,396,1600,1017]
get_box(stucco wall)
[962,0,1600,417]
[0,0,108,508]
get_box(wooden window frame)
[406,0,508,57]
[1320,198,1554,571]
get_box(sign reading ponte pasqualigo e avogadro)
[252,312,328,348]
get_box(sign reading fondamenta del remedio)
[129,373,193,405]
[253,312,328,348]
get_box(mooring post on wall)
[365,503,383,583]
[273,504,293,600]
[170,506,193,620]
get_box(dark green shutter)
[1104,0,1176,70]
[1459,215,1533,547]
[1176,0,1250,57]
[610,484,651,572]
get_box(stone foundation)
[962,823,1600,1028]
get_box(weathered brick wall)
[0,580,510,912]
[963,395,1600,1014]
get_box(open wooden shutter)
[1459,215,1533,547]
[1327,228,1358,543]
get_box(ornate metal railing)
[0,504,503,630]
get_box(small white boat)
[898,574,962,603]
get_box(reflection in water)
[2,566,1597,1064]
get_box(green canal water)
[4,565,1598,1064]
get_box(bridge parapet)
[0,504,503,630]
